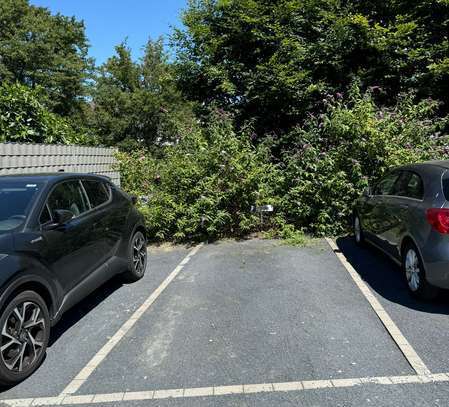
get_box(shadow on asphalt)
[48,275,124,346]
[336,236,449,315]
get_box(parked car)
[0,173,147,385]
[353,161,449,300]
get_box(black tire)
[353,213,365,246]
[402,242,439,300]
[122,230,147,283]
[0,291,50,385]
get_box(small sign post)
[251,205,274,228]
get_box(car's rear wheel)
[402,243,438,300]
[122,230,147,282]
[353,213,365,246]
[0,291,50,385]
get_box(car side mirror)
[55,209,74,224]
[363,186,371,197]
[42,209,73,231]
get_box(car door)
[365,171,401,250]
[39,180,100,292]
[377,171,409,258]
[383,171,424,260]
[81,178,119,264]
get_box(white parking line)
[325,238,431,376]
[3,373,449,406]
[59,243,204,396]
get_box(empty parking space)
[76,239,412,396]
[336,237,449,374]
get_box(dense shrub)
[277,87,449,236]
[117,90,449,241]
[117,113,282,241]
[0,82,94,144]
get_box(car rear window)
[442,175,449,201]
[82,180,111,208]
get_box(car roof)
[0,172,110,183]
[422,160,449,169]
[393,160,449,172]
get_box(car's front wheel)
[122,230,147,282]
[402,243,438,300]
[0,291,50,385]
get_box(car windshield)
[0,180,43,233]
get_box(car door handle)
[400,203,409,209]
[30,236,43,244]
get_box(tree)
[0,82,93,144]
[91,39,194,150]
[0,0,93,116]
[173,0,449,137]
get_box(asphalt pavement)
[1,238,449,406]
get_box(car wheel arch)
[133,224,147,241]
[400,235,423,263]
[0,276,57,321]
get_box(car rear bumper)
[424,262,449,289]
[421,234,449,289]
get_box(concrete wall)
[0,143,120,185]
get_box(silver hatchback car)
[353,161,449,300]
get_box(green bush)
[118,90,449,242]
[278,87,449,236]
[0,82,94,144]
[117,112,282,241]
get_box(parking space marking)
[59,244,204,397]
[4,374,449,406]
[61,395,94,405]
[325,238,431,376]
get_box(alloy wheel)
[1,302,45,373]
[405,249,420,292]
[132,234,147,275]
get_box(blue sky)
[30,0,187,65]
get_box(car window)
[392,171,408,196]
[82,180,111,208]
[390,171,423,200]
[47,181,89,218]
[443,175,449,201]
[405,172,424,200]
[373,172,400,195]
[39,204,52,225]
[0,181,43,233]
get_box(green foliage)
[91,39,195,151]
[0,82,94,144]
[263,224,312,247]
[0,0,93,116]
[2,0,449,242]
[277,87,449,236]
[118,89,449,241]
[117,112,281,241]
[174,0,449,136]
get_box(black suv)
[0,173,147,385]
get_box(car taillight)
[426,208,449,234]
